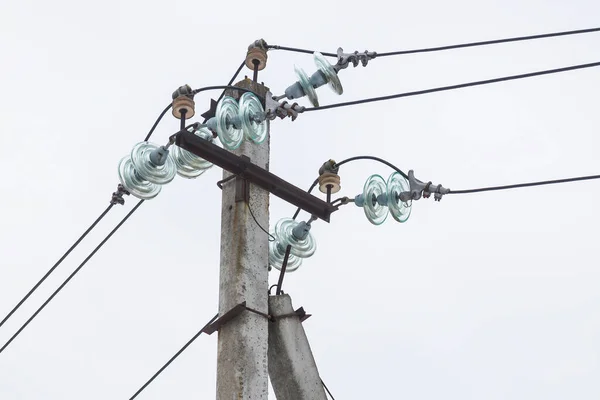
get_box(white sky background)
[1,0,600,399]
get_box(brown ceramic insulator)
[172,96,195,119]
[245,47,268,71]
[318,173,341,194]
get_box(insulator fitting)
[318,160,341,194]
[172,84,195,119]
[246,39,268,71]
[110,184,130,205]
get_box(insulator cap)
[246,39,268,71]
[172,96,195,119]
[318,173,341,194]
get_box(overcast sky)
[1,0,600,399]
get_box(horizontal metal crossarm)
[174,130,338,222]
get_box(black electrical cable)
[449,174,600,194]
[0,200,144,355]
[268,27,600,58]
[267,45,337,58]
[304,61,600,112]
[144,103,172,142]
[334,156,409,180]
[292,178,319,220]
[247,197,276,242]
[192,85,259,97]
[219,61,246,101]
[0,204,114,330]
[129,313,219,400]
[321,378,336,400]
[376,27,600,56]
[202,61,246,123]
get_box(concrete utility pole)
[216,78,270,400]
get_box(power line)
[304,61,600,112]
[292,178,319,220]
[0,204,114,330]
[203,61,247,123]
[219,61,246,101]
[267,45,337,57]
[0,200,145,355]
[335,156,409,180]
[321,378,336,400]
[449,174,600,194]
[376,27,600,56]
[129,313,219,400]
[268,27,600,58]
[144,104,173,142]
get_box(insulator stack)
[269,218,317,272]
[172,126,215,178]
[117,142,176,200]
[354,172,412,225]
[281,52,344,107]
[205,92,268,150]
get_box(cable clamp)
[399,170,450,202]
[265,91,305,121]
[334,48,378,71]
[110,184,130,205]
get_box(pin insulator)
[318,173,341,194]
[246,39,268,71]
[172,84,195,119]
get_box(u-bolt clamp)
[265,91,305,121]
[398,170,450,202]
[333,48,378,71]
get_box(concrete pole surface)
[268,294,327,400]
[216,79,270,400]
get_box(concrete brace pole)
[216,79,270,400]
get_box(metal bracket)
[235,156,251,203]
[273,306,312,323]
[203,301,274,335]
[264,91,305,121]
[175,130,338,221]
[110,184,130,205]
[399,170,450,202]
[334,47,378,72]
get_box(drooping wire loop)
[172,127,214,178]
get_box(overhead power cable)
[0,200,144,355]
[202,61,247,123]
[321,378,336,400]
[292,178,319,220]
[267,27,600,58]
[129,313,219,400]
[144,104,173,142]
[304,61,600,112]
[0,204,114,330]
[449,174,600,194]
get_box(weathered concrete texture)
[268,294,327,400]
[216,79,270,400]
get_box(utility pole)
[215,76,270,399]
